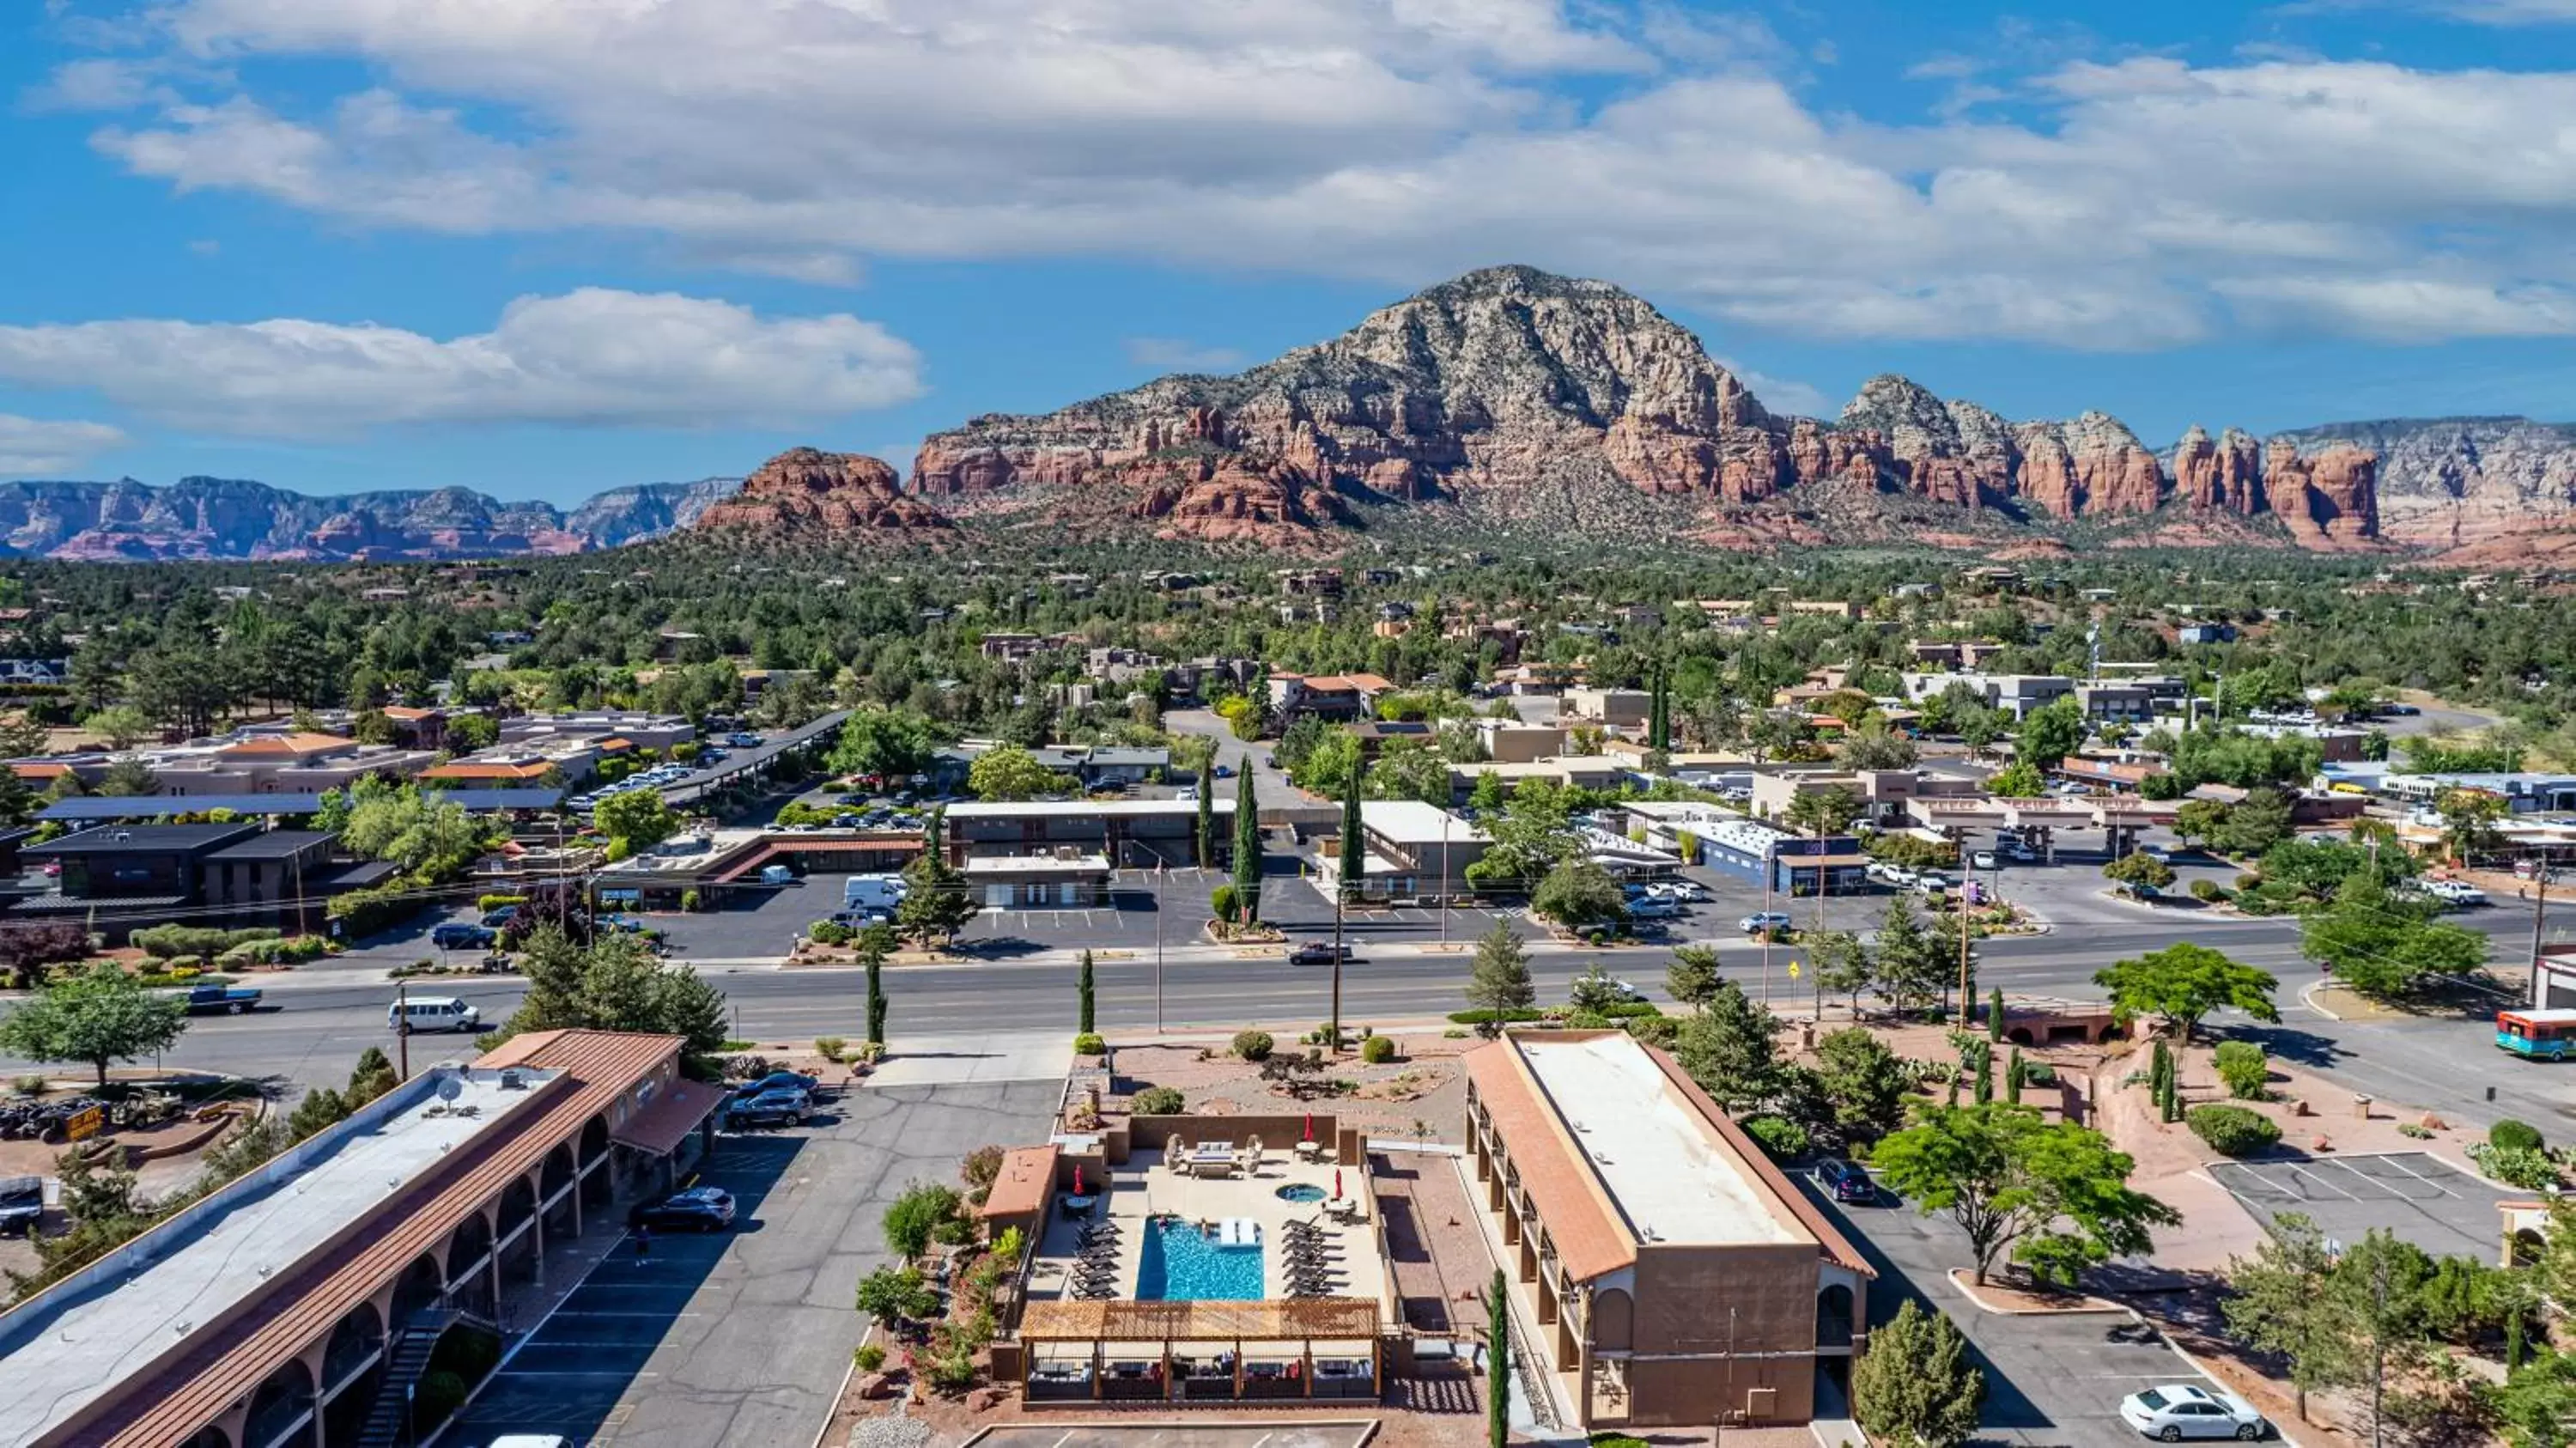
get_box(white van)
[391,997,482,1035]
[842,873,908,912]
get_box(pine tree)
[1464,922,1535,1035]
[1231,769,1262,924]
[1078,949,1097,1036]
[1487,1267,1512,1448]
[1852,1299,1984,1447]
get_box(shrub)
[1231,1029,1274,1062]
[854,1342,886,1372]
[2398,1123,2434,1141]
[680,888,702,912]
[2214,1041,2270,1099]
[1625,1014,1680,1047]
[1209,883,1241,922]
[2187,1104,2281,1158]
[1072,1031,1107,1056]
[882,1182,964,1258]
[2469,1142,2561,1190]
[1446,1007,1545,1025]
[2494,1119,2546,1153]
[414,1370,469,1427]
[1360,1035,1397,1064]
[816,1036,848,1063]
[1742,1115,1810,1159]
[476,893,529,914]
[2189,879,2226,903]
[809,920,854,946]
[1133,1086,1186,1115]
[961,1144,1005,1200]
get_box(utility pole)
[1759,859,1774,1007]
[2530,866,2553,1007]
[1154,874,1166,1037]
[1957,886,1973,1023]
[395,978,410,1082]
[1329,889,1346,1051]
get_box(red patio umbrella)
[1302,1113,1314,1143]
[1073,1164,1084,1196]
[1333,1168,1343,1200]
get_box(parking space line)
[2285,1162,2365,1200]
[2362,1153,2459,1199]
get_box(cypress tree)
[1232,769,1262,923]
[1487,1267,1512,1448]
[2006,1046,2026,1105]
[1971,1040,1994,1104]
[863,929,888,1049]
[1339,759,1366,901]
[1987,985,2005,1043]
[1078,948,1096,1036]
[1194,764,1214,868]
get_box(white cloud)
[1123,338,1247,372]
[50,1,2576,346]
[0,290,923,436]
[0,416,129,477]
[1714,359,1830,417]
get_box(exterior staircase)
[352,1300,499,1448]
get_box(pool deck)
[1029,1147,1389,1310]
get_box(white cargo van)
[843,873,908,912]
[390,997,482,1034]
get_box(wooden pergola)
[1018,1298,1382,1404]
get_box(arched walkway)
[322,1303,384,1390]
[181,1429,232,1448]
[580,1115,613,1212]
[391,1254,443,1325]
[319,1302,385,1448]
[1818,1284,1856,1348]
[496,1177,540,1285]
[447,1213,495,1317]
[243,1359,314,1448]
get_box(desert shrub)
[1209,883,1240,922]
[1446,1007,1544,1025]
[854,1342,886,1372]
[815,1036,848,1063]
[1742,1115,1810,1159]
[1231,1029,1274,1062]
[2214,1041,2270,1099]
[1360,1035,1397,1064]
[2494,1119,2546,1153]
[2187,1104,2281,1158]
[476,893,529,913]
[960,1144,1005,1200]
[1625,1014,1680,1047]
[2189,879,2226,903]
[882,1182,964,1258]
[1072,1031,1107,1056]
[2397,1123,2433,1140]
[809,920,853,946]
[2469,1142,2561,1190]
[1133,1086,1186,1114]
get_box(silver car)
[2119,1384,2269,1441]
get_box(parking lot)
[2206,1152,2515,1259]
[441,1076,1064,1448]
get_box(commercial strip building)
[1463,1031,1872,1431]
[0,1030,725,1448]
[1325,799,1492,900]
[942,797,1236,871]
[12,823,400,940]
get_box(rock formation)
[693,448,950,536]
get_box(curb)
[2296,978,2345,1020]
[1945,1269,2127,1317]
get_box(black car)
[635,1185,737,1232]
[1814,1158,1877,1204]
[0,1175,40,1236]
[1288,941,1355,965]
[735,1070,822,1098]
[431,923,497,950]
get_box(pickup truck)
[176,983,262,1014]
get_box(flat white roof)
[945,798,1235,819]
[963,854,1111,875]
[0,1068,553,1446]
[1517,1035,1807,1249]
[1361,799,1491,846]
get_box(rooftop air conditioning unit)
[499,1068,528,1091]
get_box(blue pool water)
[1134,1219,1266,1301]
[1275,1183,1326,1203]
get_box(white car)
[2006,843,2038,862]
[2426,879,2488,906]
[2142,844,2174,864]
[1971,850,1998,871]
[2119,1383,2269,1441]
[1737,911,1793,934]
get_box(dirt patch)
[1111,1037,1473,1144]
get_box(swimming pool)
[1134,1218,1266,1300]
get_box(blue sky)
[5,0,2576,502]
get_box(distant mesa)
[692,447,952,536]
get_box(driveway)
[1804,1182,2233,1447]
[440,1077,1063,1448]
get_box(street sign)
[1786,961,1801,979]
[65,1106,104,1141]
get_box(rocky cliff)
[2267,416,2576,550]
[693,447,951,536]
[0,475,738,560]
[911,265,2395,550]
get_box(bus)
[2495,1009,2576,1060]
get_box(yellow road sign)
[66,1105,104,1141]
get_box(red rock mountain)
[910,266,2387,550]
[694,447,951,536]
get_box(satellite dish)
[434,1074,465,1102]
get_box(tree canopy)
[1873,1102,2180,1286]
[2093,941,2280,1040]
[0,961,191,1086]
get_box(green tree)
[896,843,981,947]
[1529,859,1625,928]
[594,788,679,858]
[1870,897,1947,1018]
[966,745,1066,802]
[1811,928,1874,1019]
[1986,760,2046,798]
[2221,1213,2348,1424]
[1666,944,1722,1013]
[2433,787,2507,867]
[1486,1267,1511,1448]
[1231,768,1262,924]
[501,927,729,1067]
[829,707,938,782]
[2301,871,2488,999]
[860,923,890,1048]
[2014,698,2087,770]
[2092,942,2280,1041]
[0,961,191,1086]
[1674,979,1782,1114]
[1873,1103,2180,1286]
[2172,798,2231,850]
[97,757,157,796]
[1850,1299,1984,1448]
[2326,1230,2436,1448]
[2102,849,2175,896]
[2211,787,2295,857]
[1077,949,1096,1036]
[1836,720,1918,770]
[1464,922,1534,1035]
[1813,1025,1911,1145]
[81,704,151,749]
[2496,1351,2576,1448]
[342,779,495,880]
[1194,764,1214,868]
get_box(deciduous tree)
[2092,942,2280,1041]
[0,961,190,1086]
[1872,1103,2179,1287]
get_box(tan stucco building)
[1464,1031,1872,1431]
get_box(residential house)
[1267,672,1392,723]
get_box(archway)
[319,1302,386,1448]
[447,1214,495,1317]
[541,1142,574,1201]
[391,1253,443,1325]
[2515,1228,2548,1268]
[580,1115,614,1212]
[496,1177,540,1283]
[541,1143,580,1237]
[1590,1287,1633,1351]
[322,1303,384,1390]
[181,1429,232,1448]
[1818,1284,1856,1348]
[243,1359,315,1448]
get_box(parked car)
[634,1185,737,1232]
[1813,1158,1874,1204]
[0,1174,44,1236]
[2118,1384,2270,1440]
[479,905,520,928]
[2426,879,2488,907]
[1737,911,1793,934]
[1970,850,1998,871]
[1628,897,1680,920]
[737,1070,822,1098]
[760,864,797,885]
[432,923,498,951]
[1289,941,1356,965]
[2142,844,2173,864]
[1913,873,1953,896]
[390,997,482,1034]
[2006,843,2038,862]
[1665,880,1710,903]
[730,1091,811,1129]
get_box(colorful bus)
[2495,1009,2576,1060]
